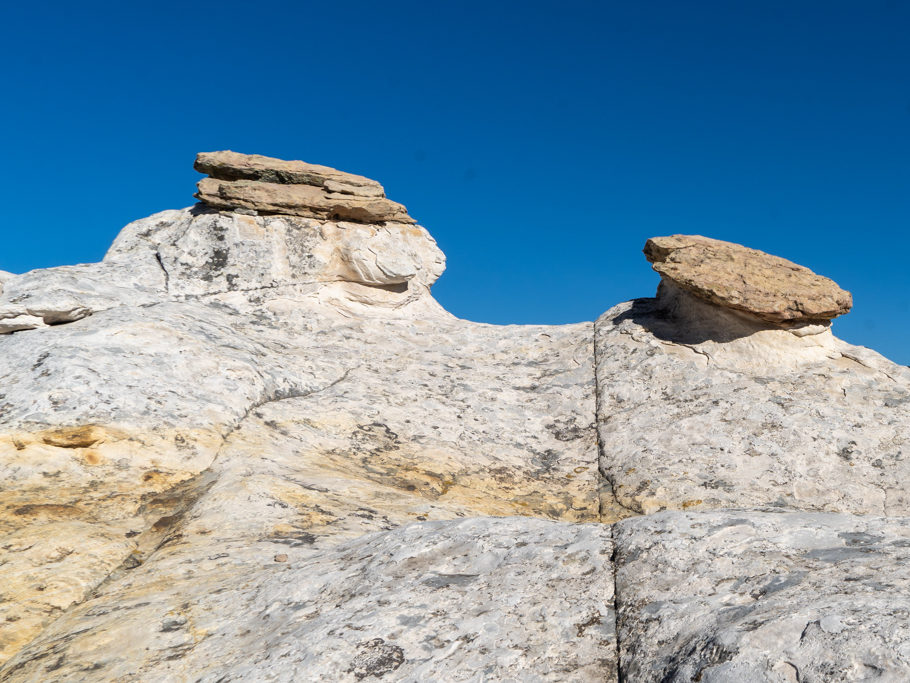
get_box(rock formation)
[644,234,853,323]
[0,153,908,681]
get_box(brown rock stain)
[0,424,223,666]
[38,425,112,449]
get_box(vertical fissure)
[154,250,171,294]
[593,318,626,682]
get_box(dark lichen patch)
[421,573,479,589]
[838,531,883,547]
[546,417,591,442]
[12,504,84,520]
[748,571,806,599]
[347,638,405,680]
[267,529,317,547]
[805,547,875,563]
[576,613,602,637]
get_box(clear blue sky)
[2,1,908,364]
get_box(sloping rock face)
[1,156,909,681]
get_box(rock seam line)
[610,525,625,683]
[592,317,629,683]
[592,317,639,518]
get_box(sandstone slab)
[193,151,415,224]
[195,177,415,224]
[644,234,852,322]
[195,150,386,197]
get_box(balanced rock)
[644,234,852,323]
[194,151,415,224]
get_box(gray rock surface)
[1,154,909,681]
[595,288,910,517]
[0,203,598,670]
[614,510,910,682]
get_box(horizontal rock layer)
[194,151,415,223]
[195,150,385,197]
[644,234,852,322]
[196,178,415,224]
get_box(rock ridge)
[1,153,909,681]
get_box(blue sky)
[1,1,908,364]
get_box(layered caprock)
[194,151,415,223]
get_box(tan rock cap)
[644,234,852,323]
[194,151,415,224]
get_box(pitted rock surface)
[614,511,910,681]
[644,234,853,322]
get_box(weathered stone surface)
[0,207,445,336]
[0,257,166,332]
[644,234,853,322]
[614,510,910,681]
[2,518,615,682]
[595,293,910,517]
[0,215,598,669]
[110,207,442,297]
[195,150,386,197]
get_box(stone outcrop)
[194,151,415,223]
[1,154,908,681]
[644,234,853,323]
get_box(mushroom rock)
[644,234,852,323]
